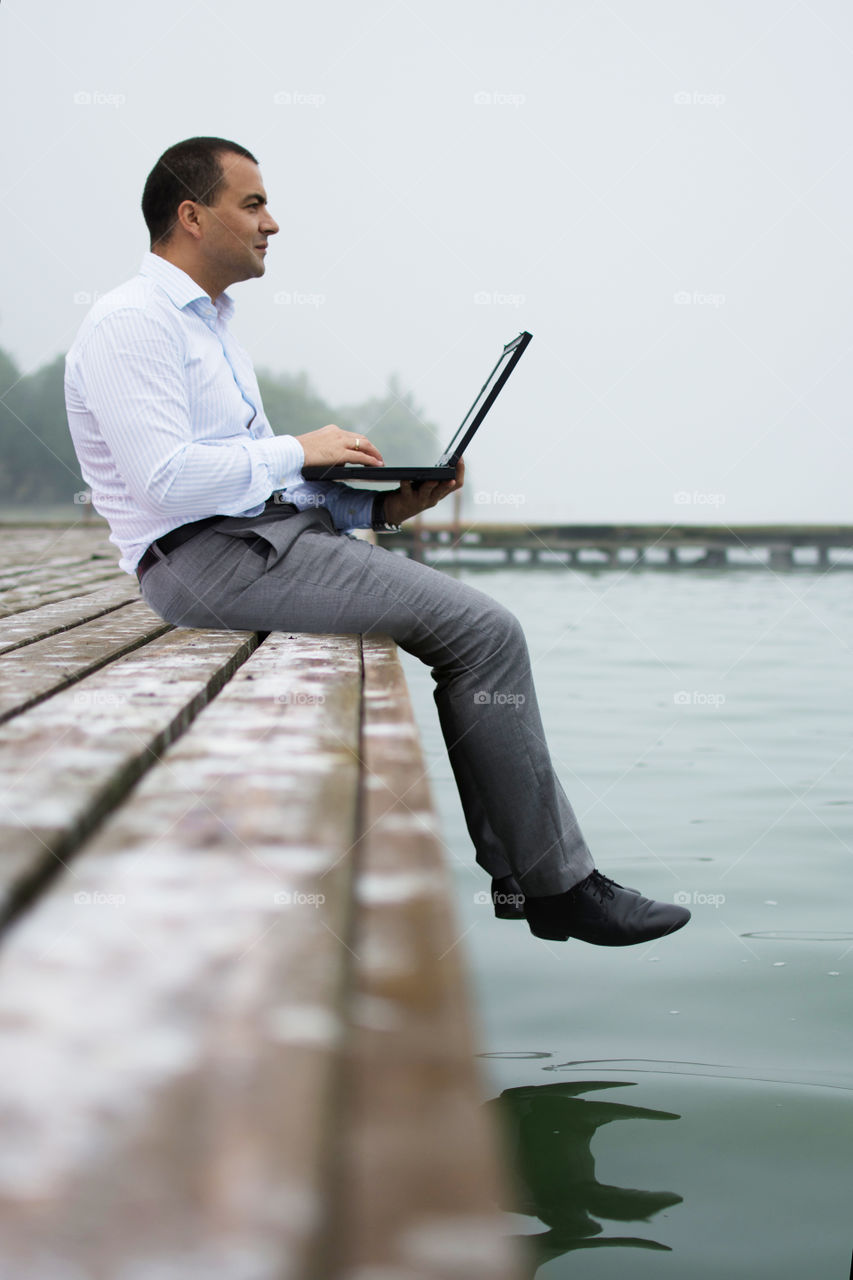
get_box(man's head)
[141,137,279,298]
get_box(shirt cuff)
[251,434,305,489]
[332,486,378,530]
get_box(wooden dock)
[380,521,853,569]
[0,524,522,1280]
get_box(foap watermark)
[673,90,726,108]
[273,90,326,107]
[474,90,526,107]
[474,490,526,507]
[674,690,726,708]
[674,889,726,908]
[273,890,326,907]
[73,90,126,108]
[273,291,326,308]
[73,290,104,306]
[674,290,726,307]
[73,690,127,709]
[474,888,524,910]
[274,691,326,707]
[73,490,93,505]
[473,290,525,307]
[270,489,325,508]
[74,891,126,906]
[673,490,726,507]
[473,690,526,706]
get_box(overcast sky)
[2,0,852,523]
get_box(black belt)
[135,500,300,582]
[135,515,223,582]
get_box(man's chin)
[228,257,266,285]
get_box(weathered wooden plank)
[0,567,120,602]
[0,580,139,655]
[0,523,114,565]
[0,567,128,619]
[0,525,116,579]
[0,524,122,616]
[0,555,109,590]
[0,601,172,724]
[0,542,117,580]
[0,554,122,589]
[0,519,113,540]
[329,635,523,1280]
[0,632,362,1280]
[0,626,258,920]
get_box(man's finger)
[350,434,383,462]
[348,450,384,466]
[347,438,384,465]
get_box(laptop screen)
[436,330,532,465]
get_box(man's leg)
[140,515,594,897]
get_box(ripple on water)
[478,1050,553,1060]
[611,853,716,863]
[537,1057,853,1091]
[741,930,853,942]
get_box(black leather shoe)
[491,874,526,920]
[525,871,690,945]
[491,871,639,921]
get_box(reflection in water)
[486,1081,683,1275]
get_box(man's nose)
[262,211,280,235]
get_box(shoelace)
[578,870,617,902]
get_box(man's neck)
[151,246,223,302]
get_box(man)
[65,136,690,948]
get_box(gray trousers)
[139,504,594,896]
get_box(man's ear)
[174,199,203,241]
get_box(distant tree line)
[0,345,439,506]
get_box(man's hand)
[384,459,465,526]
[298,423,384,468]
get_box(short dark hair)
[141,137,258,247]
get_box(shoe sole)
[493,904,526,920]
[529,913,690,945]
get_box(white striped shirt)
[65,253,374,573]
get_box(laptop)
[301,330,532,483]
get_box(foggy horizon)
[3,0,852,524]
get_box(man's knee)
[468,596,528,666]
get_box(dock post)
[769,546,793,570]
[411,514,424,563]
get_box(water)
[398,566,852,1278]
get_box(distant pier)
[378,523,853,569]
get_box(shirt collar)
[139,252,235,320]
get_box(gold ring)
[354,438,361,451]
